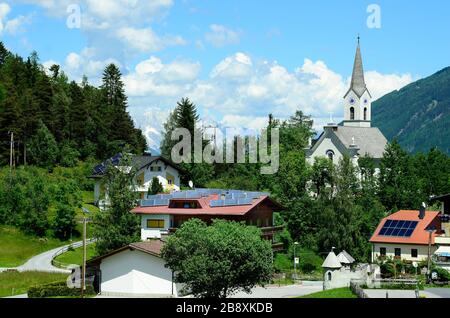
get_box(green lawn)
[53,244,97,267]
[0,226,68,268]
[299,287,357,298]
[0,271,68,298]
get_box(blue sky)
[1,0,449,148]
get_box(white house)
[306,38,388,168]
[87,240,181,297]
[90,153,182,208]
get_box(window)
[379,247,386,257]
[394,248,401,258]
[326,150,334,161]
[327,272,332,281]
[150,166,162,172]
[411,249,418,258]
[364,107,367,121]
[350,107,355,120]
[147,219,165,228]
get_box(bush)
[28,281,95,298]
[432,267,450,282]
[274,253,291,272]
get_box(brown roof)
[87,240,165,265]
[369,210,442,245]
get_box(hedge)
[28,281,95,298]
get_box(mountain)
[372,67,450,154]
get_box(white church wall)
[307,137,343,166]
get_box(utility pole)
[80,207,91,298]
[81,216,87,298]
[426,229,434,283]
[293,242,299,282]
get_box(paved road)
[0,240,94,274]
[363,289,443,298]
[231,281,324,298]
[424,288,450,298]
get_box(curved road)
[0,240,94,274]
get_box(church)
[306,39,388,167]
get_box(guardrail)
[51,239,96,270]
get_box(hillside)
[372,67,450,154]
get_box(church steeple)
[343,37,372,128]
[345,36,370,98]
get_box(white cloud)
[205,24,241,47]
[210,52,252,79]
[365,71,413,100]
[116,27,186,53]
[0,2,32,35]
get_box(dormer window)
[169,201,200,209]
[150,166,162,172]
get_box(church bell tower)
[343,37,372,127]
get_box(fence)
[51,239,96,270]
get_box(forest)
[0,43,449,264]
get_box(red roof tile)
[369,210,442,245]
[131,195,282,216]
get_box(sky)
[1,0,449,149]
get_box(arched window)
[326,150,334,161]
[364,107,367,121]
[327,271,332,281]
[350,107,355,120]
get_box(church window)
[327,272,332,281]
[326,150,334,161]
[350,107,355,120]
[364,107,367,121]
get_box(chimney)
[419,202,426,219]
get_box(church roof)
[344,38,371,98]
[322,251,342,269]
[334,126,387,159]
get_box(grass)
[0,271,68,297]
[299,287,357,298]
[54,244,97,267]
[0,226,68,268]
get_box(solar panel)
[210,200,225,207]
[224,199,238,206]
[378,219,418,237]
[140,199,155,207]
[237,198,253,205]
[154,199,169,206]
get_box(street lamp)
[293,242,299,282]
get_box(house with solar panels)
[370,208,444,262]
[89,152,181,209]
[131,188,285,251]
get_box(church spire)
[345,36,370,98]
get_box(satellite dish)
[188,180,194,188]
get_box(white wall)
[137,162,181,194]
[372,243,437,262]
[140,214,172,240]
[307,136,343,166]
[100,248,176,297]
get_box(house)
[86,239,181,297]
[369,209,443,263]
[306,38,387,168]
[430,194,450,271]
[89,152,182,208]
[131,188,285,251]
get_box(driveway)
[0,240,94,274]
[230,281,324,298]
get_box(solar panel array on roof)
[378,220,418,237]
[93,153,123,175]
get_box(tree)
[53,204,77,240]
[379,140,423,211]
[148,176,164,195]
[27,120,58,169]
[93,153,141,256]
[162,219,273,298]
